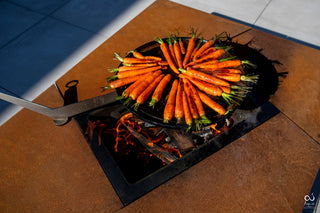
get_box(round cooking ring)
[115,38,249,130]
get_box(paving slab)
[7,0,70,15]
[255,0,320,48]
[0,1,44,47]
[170,0,270,24]
[0,16,95,124]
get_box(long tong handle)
[0,91,118,126]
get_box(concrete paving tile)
[51,0,153,34]
[0,17,95,124]
[7,0,70,15]
[255,0,320,48]
[0,1,44,47]
[170,0,270,24]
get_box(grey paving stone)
[51,0,138,33]
[7,0,71,15]
[0,1,44,47]
[0,16,95,117]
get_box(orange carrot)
[179,74,223,96]
[191,38,203,61]
[155,37,179,74]
[183,79,211,125]
[197,91,226,115]
[121,78,144,98]
[197,59,256,69]
[219,86,231,94]
[183,80,200,129]
[174,79,184,123]
[110,64,158,73]
[179,68,230,87]
[109,66,163,79]
[176,30,186,55]
[167,35,178,65]
[182,28,197,67]
[149,74,172,108]
[197,47,216,59]
[102,75,143,90]
[130,50,162,61]
[163,79,178,123]
[212,68,243,74]
[114,52,157,64]
[190,49,227,66]
[133,74,164,111]
[179,37,185,55]
[214,73,259,83]
[128,71,162,102]
[182,91,192,131]
[173,36,183,68]
[193,39,214,60]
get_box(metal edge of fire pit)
[74,101,279,206]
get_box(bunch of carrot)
[103,29,258,131]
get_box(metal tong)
[0,91,118,126]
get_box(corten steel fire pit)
[74,98,279,205]
[72,39,281,205]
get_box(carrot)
[157,61,169,66]
[179,37,185,55]
[197,46,216,59]
[193,39,214,60]
[114,52,157,64]
[167,34,177,65]
[155,37,179,74]
[149,74,172,108]
[126,71,162,105]
[110,64,158,73]
[183,80,200,130]
[117,74,149,99]
[108,66,163,80]
[189,56,236,69]
[191,37,203,61]
[129,50,162,61]
[218,86,231,94]
[183,79,211,125]
[179,74,223,96]
[163,79,178,123]
[182,91,192,131]
[133,74,164,111]
[174,79,184,123]
[197,91,226,115]
[176,30,186,55]
[214,73,259,83]
[102,74,143,90]
[173,36,183,68]
[179,68,230,87]
[212,68,243,74]
[197,59,256,69]
[182,28,197,67]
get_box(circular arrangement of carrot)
[103,30,259,131]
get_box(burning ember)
[85,112,232,168]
